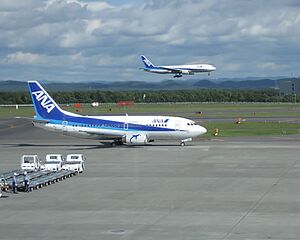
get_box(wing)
[83,131,123,139]
[160,67,183,73]
[16,117,50,124]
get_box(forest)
[0,89,298,104]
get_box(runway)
[1,118,300,240]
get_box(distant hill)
[0,80,28,91]
[0,78,281,92]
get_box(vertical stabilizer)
[141,55,156,69]
[28,81,65,120]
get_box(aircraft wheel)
[180,142,185,147]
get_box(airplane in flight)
[28,81,207,146]
[141,55,216,78]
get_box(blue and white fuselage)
[141,55,216,78]
[28,81,207,146]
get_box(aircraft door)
[62,121,68,133]
[175,120,180,131]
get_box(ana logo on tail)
[141,55,154,68]
[32,90,55,113]
[144,58,152,67]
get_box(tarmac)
[1,118,300,240]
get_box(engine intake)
[123,133,148,145]
[180,70,193,75]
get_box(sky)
[0,0,300,82]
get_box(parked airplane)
[27,81,207,146]
[141,55,216,78]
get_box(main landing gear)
[180,138,192,146]
[173,74,183,78]
[111,139,123,147]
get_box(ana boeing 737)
[141,55,216,78]
[28,81,207,146]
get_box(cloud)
[0,0,43,11]
[3,52,48,65]
[258,62,288,71]
[0,0,299,82]
[83,1,113,12]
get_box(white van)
[21,155,41,171]
[40,154,63,171]
[62,154,85,173]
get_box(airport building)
[277,78,300,95]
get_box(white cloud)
[3,52,47,65]
[84,1,113,12]
[258,62,287,71]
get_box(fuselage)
[33,114,207,140]
[145,64,216,74]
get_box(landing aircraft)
[28,81,207,146]
[141,55,216,78]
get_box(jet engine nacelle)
[180,70,193,75]
[123,133,148,145]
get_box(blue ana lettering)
[152,118,169,123]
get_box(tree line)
[0,89,298,104]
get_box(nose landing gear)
[180,138,192,146]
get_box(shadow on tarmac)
[0,142,187,149]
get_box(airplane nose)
[211,66,216,71]
[200,126,207,134]
[195,125,207,135]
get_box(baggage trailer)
[1,169,77,192]
[1,153,85,195]
[28,170,77,190]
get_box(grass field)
[203,121,300,137]
[1,102,300,137]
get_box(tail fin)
[141,55,156,69]
[28,81,65,120]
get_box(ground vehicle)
[0,177,9,197]
[40,154,63,171]
[62,154,85,173]
[21,155,41,171]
